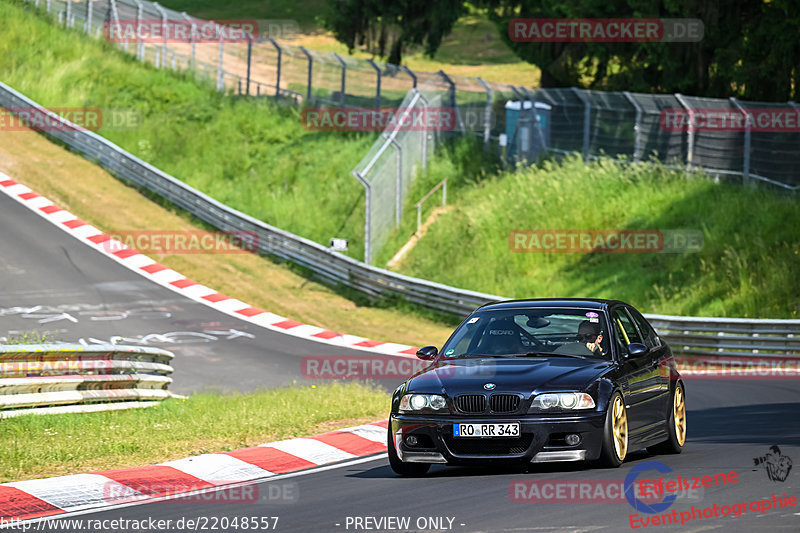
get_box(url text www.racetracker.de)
[0,516,279,532]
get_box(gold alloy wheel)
[674,384,687,446]
[612,395,628,460]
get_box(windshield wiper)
[457,353,513,359]
[512,352,588,359]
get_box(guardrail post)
[475,77,492,151]
[674,93,694,169]
[366,59,381,109]
[268,39,282,98]
[401,65,417,89]
[153,2,168,67]
[623,91,643,162]
[182,12,196,71]
[333,53,346,106]
[352,170,372,264]
[572,87,591,160]
[730,97,751,186]
[300,46,313,104]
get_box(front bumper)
[390,412,606,465]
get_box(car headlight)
[529,392,595,411]
[399,394,448,413]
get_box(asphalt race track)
[3,191,800,532]
[29,379,800,532]
[0,190,397,395]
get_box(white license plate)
[454,423,520,438]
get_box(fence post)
[571,87,591,160]
[300,46,313,104]
[246,38,253,96]
[366,59,381,109]
[153,3,168,67]
[475,77,492,151]
[268,39,281,98]
[438,70,465,131]
[384,135,403,228]
[623,91,643,162]
[85,0,94,34]
[134,1,144,60]
[182,12,196,71]
[416,89,429,167]
[730,97,751,186]
[352,170,372,264]
[674,93,694,168]
[66,0,72,27]
[333,53,346,106]
[216,27,225,91]
[401,65,417,89]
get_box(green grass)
[383,155,800,319]
[0,382,388,482]
[0,0,377,259]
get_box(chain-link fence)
[513,89,800,192]
[25,0,800,265]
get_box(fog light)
[405,435,419,446]
[565,433,581,446]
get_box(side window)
[629,308,660,349]
[612,308,643,349]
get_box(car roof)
[475,298,630,312]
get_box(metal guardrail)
[0,344,176,417]
[1,82,799,358]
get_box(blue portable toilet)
[505,100,552,160]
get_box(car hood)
[407,356,613,395]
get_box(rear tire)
[648,381,686,455]
[595,392,628,468]
[387,425,431,476]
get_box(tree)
[321,0,466,65]
[480,0,799,101]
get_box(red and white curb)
[0,174,421,358]
[0,420,388,522]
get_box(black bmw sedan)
[388,299,687,476]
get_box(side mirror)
[416,346,439,360]
[627,343,649,358]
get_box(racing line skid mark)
[0,173,420,358]
[0,421,389,523]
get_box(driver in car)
[554,320,606,357]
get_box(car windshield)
[440,308,611,360]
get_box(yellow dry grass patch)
[0,123,454,348]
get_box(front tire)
[648,381,686,455]
[595,392,628,467]
[387,425,431,476]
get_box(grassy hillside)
[385,156,800,318]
